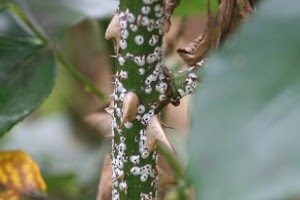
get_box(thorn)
[120,92,139,128]
[157,166,177,187]
[84,112,112,138]
[146,115,176,154]
[105,13,121,54]
[105,100,115,116]
[137,15,142,26]
[97,156,112,200]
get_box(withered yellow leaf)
[0,150,46,200]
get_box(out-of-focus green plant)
[3,0,300,200]
[188,0,300,200]
[0,1,108,136]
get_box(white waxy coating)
[130,155,140,164]
[146,54,156,64]
[124,122,133,129]
[131,166,142,175]
[154,4,161,12]
[120,39,127,49]
[121,29,129,39]
[120,70,128,79]
[138,68,145,75]
[149,35,159,46]
[143,0,154,5]
[141,113,151,125]
[141,16,149,26]
[140,174,148,182]
[159,94,166,101]
[135,35,144,45]
[141,150,150,159]
[140,129,146,136]
[137,105,146,114]
[185,85,194,94]
[134,56,146,66]
[120,20,127,29]
[119,92,126,101]
[145,86,152,94]
[119,181,127,191]
[118,56,126,66]
[127,13,135,23]
[141,6,151,15]
[130,24,138,32]
[178,89,186,97]
[145,76,152,85]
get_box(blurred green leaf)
[0,36,43,72]
[0,3,27,37]
[12,0,117,37]
[45,173,77,193]
[174,0,218,16]
[0,37,56,135]
[188,0,300,200]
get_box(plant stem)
[110,0,166,199]
[5,2,48,44]
[109,0,200,198]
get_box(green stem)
[5,2,48,44]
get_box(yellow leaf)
[0,150,46,199]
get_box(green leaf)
[188,0,300,200]
[0,36,56,136]
[174,0,218,16]
[0,3,28,37]
[0,36,43,73]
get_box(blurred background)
[0,0,214,199]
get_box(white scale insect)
[141,16,149,26]
[130,166,142,175]
[119,181,128,191]
[159,94,166,101]
[118,56,126,66]
[121,29,129,39]
[140,174,148,182]
[120,39,127,50]
[130,155,140,165]
[147,19,155,32]
[138,105,146,114]
[145,86,152,94]
[141,150,150,159]
[130,24,138,32]
[141,113,151,125]
[149,35,159,46]
[146,54,156,64]
[127,13,135,23]
[135,35,144,45]
[120,70,128,79]
[141,6,151,15]
[134,56,146,66]
[124,122,133,129]
[138,68,145,75]
[143,0,154,5]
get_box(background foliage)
[188,0,300,199]
[1,0,300,199]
